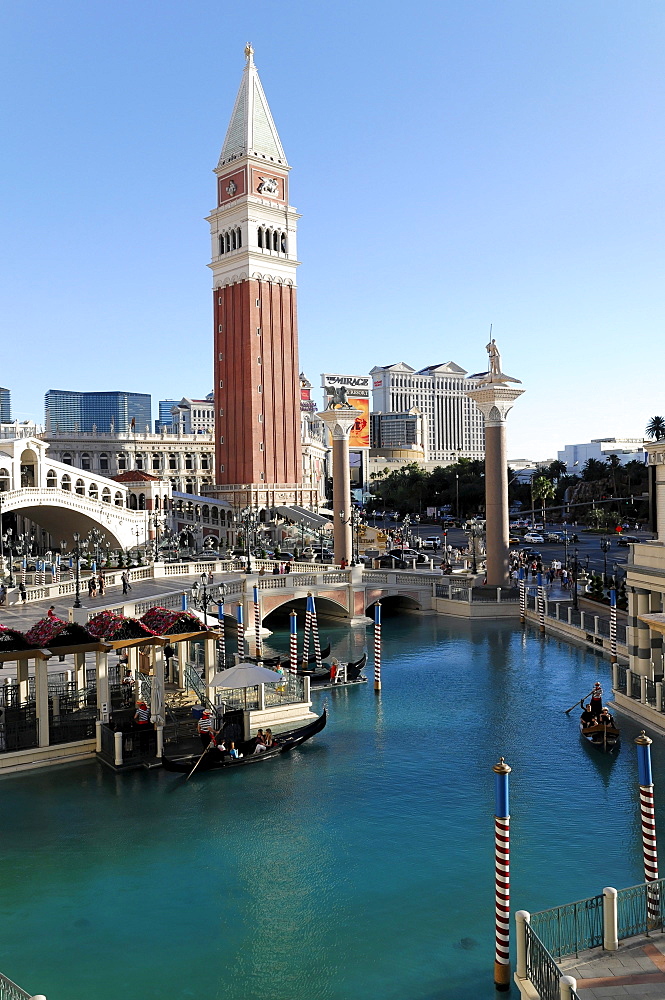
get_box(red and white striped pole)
[236,602,245,660]
[310,594,322,670]
[253,585,262,661]
[493,757,511,991]
[636,732,660,925]
[374,602,381,692]
[302,593,312,669]
[289,610,298,676]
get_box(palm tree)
[532,476,555,528]
[646,416,665,441]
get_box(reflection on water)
[0,616,658,1000]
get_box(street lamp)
[73,531,82,608]
[339,508,363,564]
[571,547,579,612]
[401,513,411,560]
[239,506,260,573]
[600,537,611,586]
[455,474,460,522]
[3,528,14,587]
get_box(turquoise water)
[0,616,660,1000]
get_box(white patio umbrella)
[210,662,280,688]
[150,671,165,726]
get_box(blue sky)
[1,0,663,458]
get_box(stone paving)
[559,934,665,998]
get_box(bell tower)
[207,45,307,508]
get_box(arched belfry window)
[225,233,231,252]
[257,227,263,249]
[236,227,242,248]
[272,230,278,251]
[219,234,224,255]
[281,232,287,253]
[232,229,237,250]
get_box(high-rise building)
[156,399,180,433]
[370,362,485,464]
[207,45,312,509]
[45,390,151,434]
[0,388,11,423]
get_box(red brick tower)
[208,45,307,509]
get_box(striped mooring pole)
[519,568,526,624]
[236,602,245,660]
[493,757,511,991]
[537,572,545,632]
[635,732,660,925]
[609,588,617,663]
[302,593,312,669]
[374,602,382,692]
[217,599,226,669]
[253,585,262,661]
[289,610,298,676]
[309,593,322,670]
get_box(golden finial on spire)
[244,43,254,64]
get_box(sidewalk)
[560,935,665,998]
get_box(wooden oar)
[185,734,217,781]
[565,690,594,715]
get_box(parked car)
[199,551,219,561]
[387,547,427,564]
[545,532,564,543]
[423,535,441,549]
[377,554,409,569]
[523,532,545,544]
[617,535,639,547]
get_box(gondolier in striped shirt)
[197,709,218,749]
[590,682,603,721]
[134,700,150,725]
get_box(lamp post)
[86,528,104,569]
[401,513,411,560]
[190,578,216,630]
[571,547,579,611]
[239,506,260,574]
[600,536,611,586]
[73,531,82,608]
[455,474,460,522]
[3,528,14,587]
[339,508,363,564]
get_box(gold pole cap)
[493,757,512,775]
[635,731,653,746]
[290,609,297,617]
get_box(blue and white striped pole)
[635,732,660,925]
[236,602,245,659]
[217,599,226,669]
[290,610,298,676]
[609,588,617,663]
[493,757,512,991]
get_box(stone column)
[34,655,50,748]
[465,384,524,587]
[96,649,110,723]
[317,408,363,566]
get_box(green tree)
[532,476,555,525]
[646,416,665,441]
[582,458,607,481]
[545,460,568,480]
[589,573,605,601]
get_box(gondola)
[161,709,327,774]
[246,641,331,668]
[580,719,620,754]
[298,652,368,685]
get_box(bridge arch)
[263,594,348,627]
[365,594,422,616]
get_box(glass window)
[81,453,91,471]
[169,454,177,470]
[117,453,127,470]
[99,453,109,471]
[152,453,161,470]
[75,479,85,495]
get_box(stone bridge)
[0,434,149,549]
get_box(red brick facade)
[213,278,301,487]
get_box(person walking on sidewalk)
[121,571,131,595]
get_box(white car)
[523,532,544,544]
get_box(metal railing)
[0,971,34,1000]
[264,674,306,707]
[617,879,665,938]
[630,672,642,699]
[525,922,561,1000]
[530,894,603,959]
[616,663,628,693]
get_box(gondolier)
[197,709,217,748]
[590,682,603,720]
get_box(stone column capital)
[465,384,525,426]
[317,408,364,441]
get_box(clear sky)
[1,0,663,459]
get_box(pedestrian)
[284,561,291,574]
[47,605,57,619]
[88,576,97,599]
[98,573,105,596]
[0,584,6,607]
[207,571,214,585]
[121,571,131,595]
[133,698,152,752]
[18,582,26,604]
[197,709,217,748]
[121,666,135,706]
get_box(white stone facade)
[370,362,485,464]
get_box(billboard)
[321,374,370,449]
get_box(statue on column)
[472,331,521,385]
[486,339,502,376]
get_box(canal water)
[1,615,661,1000]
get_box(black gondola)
[161,709,327,774]
[246,640,331,667]
[580,720,620,753]
[298,651,368,685]
[345,653,366,681]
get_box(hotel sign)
[320,374,371,398]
